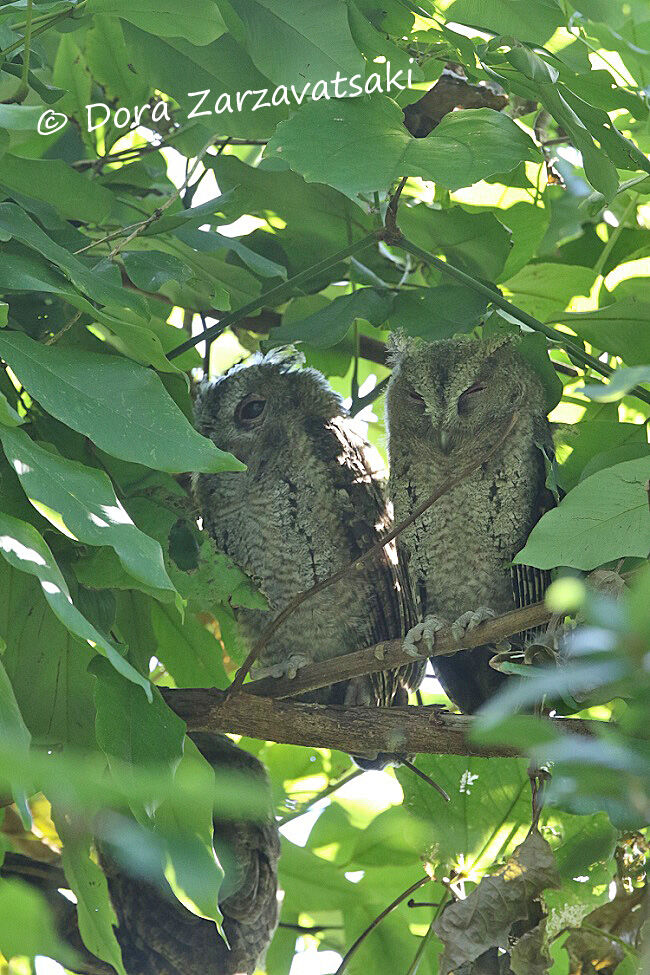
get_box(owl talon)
[403,615,447,655]
[450,606,497,643]
[253,653,311,681]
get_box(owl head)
[386,332,546,458]
[194,350,343,467]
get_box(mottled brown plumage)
[103,734,280,975]
[386,333,553,713]
[193,352,424,768]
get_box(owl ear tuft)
[261,345,306,371]
[482,329,520,358]
[387,329,420,366]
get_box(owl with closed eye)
[386,333,554,714]
[193,351,424,769]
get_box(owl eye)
[408,388,426,405]
[458,382,486,413]
[235,393,267,427]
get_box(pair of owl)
[194,333,552,755]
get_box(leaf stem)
[277,767,364,826]
[592,194,638,278]
[167,231,382,360]
[334,874,432,975]
[0,1,87,59]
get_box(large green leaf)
[504,263,596,321]
[267,99,539,198]
[515,457,650,569]
[225,0,365,87]
[399,203,512,281]
[0,155,115,224]
[397,755,532,872]
[446,0,563,43]
[88,0,227,44]
[0,331,243,473]
[0,652,30,750]
[0,510,151,696]
[0,204,147,316]
[389,285,490,339]
[53,807,127,975]
[94,658,186,813]
[0,561,97,746]
[0,425,177,597]
[269,288,393,348]
[559,298,650,366]
[0,878,80,967]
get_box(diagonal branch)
[228,412,519,694]
[245,597,552,700]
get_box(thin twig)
[75,136,218,258]
[228,413,518,694]
[277,768,364,826]
[167,231,382,359]
[334,875,432,975]
[402,759,450,802]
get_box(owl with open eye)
[193,351,424,769]
[386,333,554,714]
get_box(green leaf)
[269,288,393,348]
[0,510,151,696]
[559,299,650,366]
[150,603,229,688]
[390,285,489,339]
[514,457,650,570]
[580,366,650,402]
[399,202,512,281]
[93,657,186,814]
[447,0,563,43]
[0,155,114,224]
[0,877,80,967]
[0,651,30,750]
[87,0,227,45]
[223,0,365,87]
[151,736,224,925]
[0,301,7,326]
[505,263,596,321]
[0,425,177,597]
[0,391,22,427]
[0,561,97,746]
[0,331,244,473]
[122,250,191,291]
[397,755,531,872]
[0,204,148,316]
[267,99,539,198]
[555,412,648,492]
[52,807,127,975]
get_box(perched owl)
[103,734,280,975]
[386,333,553,714]
[193,351,424,768]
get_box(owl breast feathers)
[102,735,280,975]
[193,352,424,767]
[386,333,554,714]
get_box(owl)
[386,333,554,714]
[193,351,424,768]
[102,734,280,975]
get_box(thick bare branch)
[162,689,599,758]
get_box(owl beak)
[438,428,452,454]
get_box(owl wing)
[327,417,424,703]
[510,432,557,640]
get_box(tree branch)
[244,597,552,700]
[162,689,599,758]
